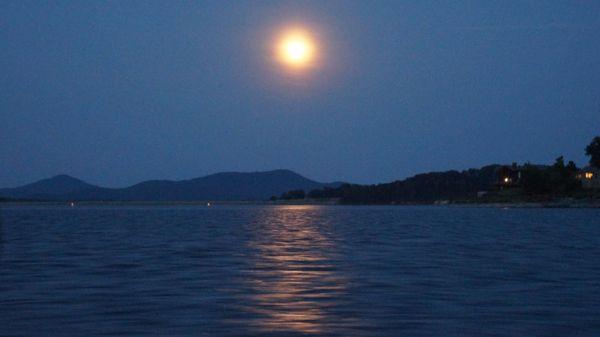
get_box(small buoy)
[206,202,211,207]
[70,202,75,207]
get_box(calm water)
[1,205,599,336]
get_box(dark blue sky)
[2,1,599,187]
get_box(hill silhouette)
[0,175,98,200]
[0,170,342,201]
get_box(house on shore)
[577,166,600,189]
[496,165,522,189]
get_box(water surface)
[1,205,599,336]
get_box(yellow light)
[277,29,315,68]
[285,41,307,60]
[504,177,510,183]
[585,172,594,179]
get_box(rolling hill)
[0,170,342,201]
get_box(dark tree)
[521,157,580,195]
[553,156,565,169]
[586,136,600,168]
[566,160,578,173]
[521,164,547,194]
[280,189,306,200]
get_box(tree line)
[274,136,600,204]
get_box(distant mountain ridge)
[0,170,343,201]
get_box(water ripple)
[0,205,599,336]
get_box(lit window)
[585,172,594,179]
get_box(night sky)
[2,1,599,187]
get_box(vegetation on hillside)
[306,165,500,204]
[520,157,580,195]
[586,136,600,168]
[278,136,600,204]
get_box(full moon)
[276,29,315,69]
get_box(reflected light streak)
[243,206,347,334]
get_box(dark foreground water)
[1,205,599,336]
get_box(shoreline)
[1,199,599,208]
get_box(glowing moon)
[277,29,315,69]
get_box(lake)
[0,205,599,336]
